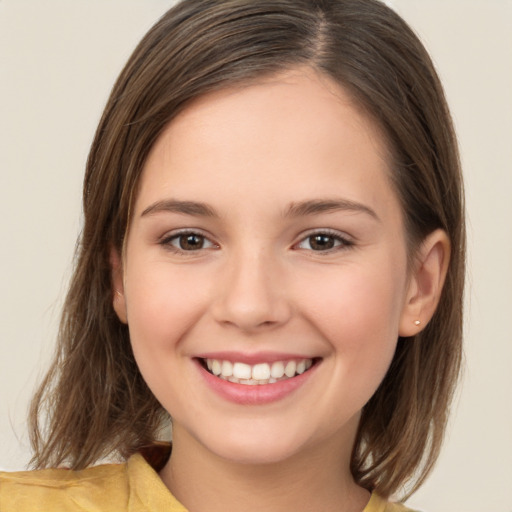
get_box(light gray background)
[1,1,511,511]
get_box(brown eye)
[179,233,205,250]
[308,234,336,250]
[162,231,216,252]
[296,231,352,252]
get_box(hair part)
[29,0,465,499]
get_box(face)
[114,68,418,466]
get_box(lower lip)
[196,360,318,405]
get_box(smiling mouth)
[200,358,317,385]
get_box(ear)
[399,229,450,337]
[110,247,128,324]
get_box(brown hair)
[29,0,465,498]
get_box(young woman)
[0,1,465,510]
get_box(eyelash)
[159,229,354,255]
[294,229,354,253]
[159,229,217,254]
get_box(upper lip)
[194,351,318,365]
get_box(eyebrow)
[140,197,379,221]
[141,199,218,218]
[284,198,380,221]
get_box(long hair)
[29,0,465,498]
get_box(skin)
[112,68,449,512]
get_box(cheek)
[122,260,213,416]
[302,261,405,337]
[298,260,406,384]
[124,257,209,357]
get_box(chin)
[191,422,324,467]
[213,442,302,466]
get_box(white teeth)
[284,361,296,377]
[221,360,233,377]
[212,359,222,376]
[204,358,314,384]
[233,362,252,380]
[252,363,270,380]
[270,361,285,378]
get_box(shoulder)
[366,493,421,512]
[0,446,184,512]
[384,503,419,512]
[0,460,130,512]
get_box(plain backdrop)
[1,1,511,511]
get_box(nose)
[211,249,292,332]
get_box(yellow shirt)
[0,449,415,512]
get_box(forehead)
[135,68,398,222]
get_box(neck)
[159,426,370,512]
